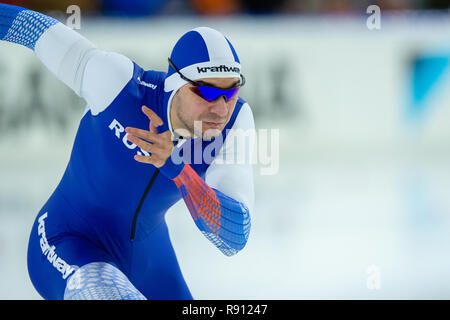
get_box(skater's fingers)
[133,154,165,168]
[125,127,160,143]
[142,106,163,133]
[126,134,155,154]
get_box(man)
[0,4,255,300]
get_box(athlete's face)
[171,77,240,139]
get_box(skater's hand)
[125,105,174,168]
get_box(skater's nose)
[207,96,228,118]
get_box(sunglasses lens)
[190,87,211,101]
[193,86,239,102]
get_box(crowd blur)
[1,0,449,17]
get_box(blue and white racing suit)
[0,4,255,299]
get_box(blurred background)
[1,0,450,299]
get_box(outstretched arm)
[0,4,133,115]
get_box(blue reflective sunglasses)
[168,58,245,102]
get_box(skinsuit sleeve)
[0,3,133,115]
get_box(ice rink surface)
[1,124,450,300]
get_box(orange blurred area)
[190,0,241,15]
